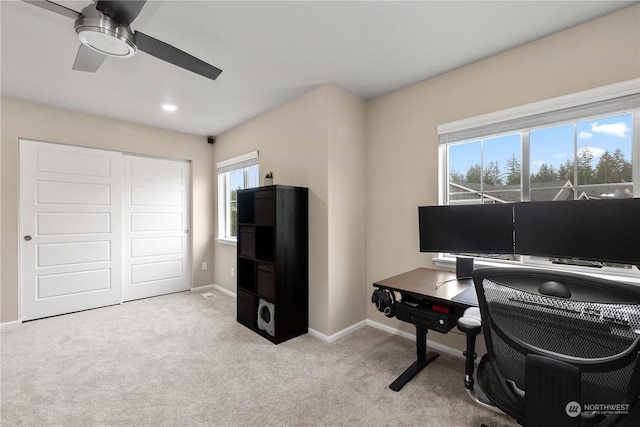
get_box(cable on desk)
[435,277,472,289]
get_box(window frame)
[216,151,259,245]
[436,80,640,281]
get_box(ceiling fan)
[23,0,222,80]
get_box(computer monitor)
[418,204,514,254]
[513,198,640,265]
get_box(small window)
[217,151,259,242]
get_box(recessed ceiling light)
[162,103,178,112]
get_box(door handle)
[24,235,32,241]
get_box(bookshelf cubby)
[236,185,308,344]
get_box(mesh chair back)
[474,268,640,420]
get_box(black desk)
[373,268,477,391]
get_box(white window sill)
[433,256,640,285]
[433,256,517,273]
[215,237,237,246]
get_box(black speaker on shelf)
[257,299,275,337]
[456,256,474,279]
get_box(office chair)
[457,267,640,426]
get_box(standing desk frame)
[373,268,477,391]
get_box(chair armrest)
[457,307,482,335]
[457,307,482,390]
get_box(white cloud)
[591,121,630,138]
[578,131,592,139]
[579,146,605,158]
[552,152,568,159]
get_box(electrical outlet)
[231,267,235,277]
[201,262,207,270]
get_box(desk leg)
[389,325,439,392]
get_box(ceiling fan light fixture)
[77,28,136,57]
[74,7,136,58]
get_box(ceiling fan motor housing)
[22,0,222,80]
[74,7,136,58]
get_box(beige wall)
[327,86,367,334]
[213,86,330,334]
[213,84,366,335]
[366,5,640,350]
[0,97,216,322]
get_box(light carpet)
[1,290,515,426]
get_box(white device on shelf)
[257,299,275,337]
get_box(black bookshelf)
[236,185,309,344]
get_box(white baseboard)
[308,320,368,342]
[190,284,215,292]
[0,320,21,329]
[211,284,237,299]
[364,318,416,341]
[191,283,237,299]
[308,319,463,359]
[365,319,465,360]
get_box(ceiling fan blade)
[135,32,223,81]
[22,0,81,19]
[96,0,146,27]
[72,44,107,73]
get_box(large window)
[447,113,635,203]
[439,81,639,275]
[217,151,259,242]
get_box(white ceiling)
[1,1,636,137]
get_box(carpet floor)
[1,290,515,426]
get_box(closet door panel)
[20,139,123,321]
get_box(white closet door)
[20,140,123,321]
[123,155,191,301]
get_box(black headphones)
[371,288,396,318]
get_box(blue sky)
[449,113,633,177]
[229,164,259,192]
